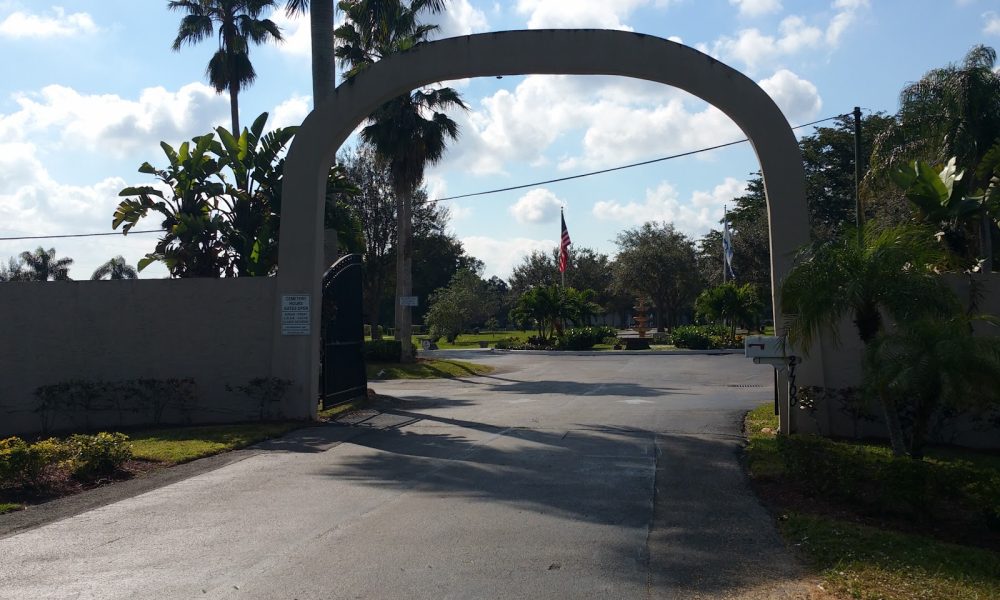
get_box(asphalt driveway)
[0,352,815,599]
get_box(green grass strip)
[0,503,23,514]
[783,513,1000,600]
[129,422,304,464]
[367,358,495,380]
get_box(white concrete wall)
[0,277,286,437]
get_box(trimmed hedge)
[555,326,618,350]
[670,324,744,349]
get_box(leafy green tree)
[91,257,138,280]
[509,250,558,295]
[116,112,354,277]
[425,269,498,342]
[18,247,73,281]
[864,313,1000,459]
[781,223,959,456]
[869,45,1000,264]
[510,285,600,340]
[336,0,466,362]
[169,0,283,133]
[695,282,762,338]
[614,222,700,331]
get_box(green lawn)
[744,404,1000,599]
[129,422,306,464]
[0,503,22,514]
[367,358,495,380]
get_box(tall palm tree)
[337,0,465,363]
[91,256,139,280]
[781,224,959,456]
[870,45,1000,264]
[284,0,336,104]
[19,247,73,281]
[169,0,283,133]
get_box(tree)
[510,285,600,340]
[337,0,467,362]
[869,45,1000,265]
[781,223,960,456]
[864,313,1000,459]
[614,223,700,331]
[424,269,498,342]
[169,0,283,133]
[508,250,558,296]
[91,257,139,280]
[284,0,336,103]
[695,282,763,338]
[0,256,26,282]
[18,247,73,281]
[115,113,352,277]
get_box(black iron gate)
[321,254,367,409]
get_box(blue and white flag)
[722,210,736,279]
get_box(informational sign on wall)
[281,294,311,335]
[399,296,419,307]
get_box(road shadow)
[318,412,807,597]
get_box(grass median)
[744,404,1000,599]
[366,358,495,380]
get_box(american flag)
[559,208,572,273]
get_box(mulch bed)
[0,459,164,512]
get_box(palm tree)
[169,0,283,133]
[336,0,465,362]
[781,224,959,456]
[284,0,336,104]
[870,45,1000,264]
[864,313,1000,459]
[19,247,73,281]
[91,256,139,280]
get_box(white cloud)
[268,9,311,58]
[758,69,822,123]
[0,83,231,159]
[271,94,311,129]
[0,142,166,279]
[592,177,747,237]
[710,0,869,73]
[730,0,782,17]
[508,188,564,224]
[430,0,490,38]
[515,0,653,30]
[460,235,556,279]
[985,12,1000,35]
[0,7,98,39]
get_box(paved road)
[0,353,813,599]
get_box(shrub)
[65,432,132,479]
[0,436,68,486]
[651,332,671,345]
[364,339,402,362]
[555,326,617,350]
[670,325,714,349]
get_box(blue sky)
[1,0,998,280]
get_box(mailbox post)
[745,335,796,435]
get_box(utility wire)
[0,112,850,243]
[431,113,849,203]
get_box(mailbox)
[744,335,784,359]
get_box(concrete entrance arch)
[274,29,821,429]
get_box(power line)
[431,113,849,203]
[0,229,164,242]
[0,112,849,243]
